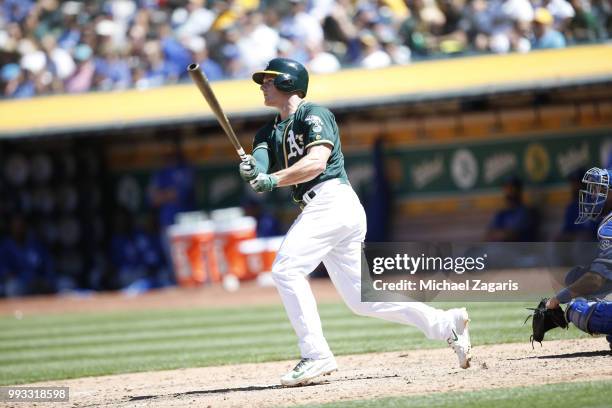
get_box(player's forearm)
[556,271,605,303]
[568,272,605,297]
[252,147,270,173]
[273,156,326,187]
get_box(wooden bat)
[187,63,248,163]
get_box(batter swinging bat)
[187,63,248,163]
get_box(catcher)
[529,168,612,349]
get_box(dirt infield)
[12,337,612,408]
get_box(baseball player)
[239,58,471,386]
[545,167,612,347]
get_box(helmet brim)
[252,70,283,84]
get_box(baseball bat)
[187,63,248,163]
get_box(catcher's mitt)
[524,298,568,348]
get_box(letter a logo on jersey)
[287,130,304,160]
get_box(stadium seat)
[459,112,498,138]
[598,102,612,124]
[423,116,461,140]
[535,105,577,130]
[499,108,537,134]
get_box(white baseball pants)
[272,179,457,359]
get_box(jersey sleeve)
[252,123,271,153]
[303,106,338,150]
[252,121,276,171]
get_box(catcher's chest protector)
[566,298,612,335]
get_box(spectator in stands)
[485,175,539,242]
[94,45,132,91]
[148,140,196,268]
[2,0,34,24]
[2,63,35,98]
[159,23,191,81]
[486,0,534,54]
[174,0,216,38]
[185,36,224,81]
[431,0,469,54]
[379,29,412,64]
[280,0,324,47]
[218,25,249,79]
[275,33,309,63]
[237,11,280,75]
[139,40,175,88]
[398,1,434,57]
[531,7,568,48]
[127,8,150,55]
[592,0,612,36]
[210,0,255,32]
[305,39,341,74]
[566,0,605,42]
[1,0,612,99]
[454,0,491,53]
[57,2,82,50]
[357,31,392,69]
[509,19,534,52]
[0,213,55,296]
[535,0,576,30]
[65,44,96,93]
[41,34,75,92]
[321,0,359,61]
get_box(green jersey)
[252,102,349,204]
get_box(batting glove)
[250,173,278,193]
[239,155,259,181]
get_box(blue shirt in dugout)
[151,163,195,228]
[111,230,165,270]
[0,236,54,285]
[490,205,537,241]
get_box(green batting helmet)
[252,58,309,97]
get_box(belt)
[299,190,316,210]
[299,178,343,209]
[302,190,317,205]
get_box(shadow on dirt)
[507,349,611,361]
[536,350,612,359]
[128,374,401,402]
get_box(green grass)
[292,380,612,408]
[0,302,589,385]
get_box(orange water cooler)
[168,221,220,286]
[238,236,284,279]
[263,236,284,272]
[214,216,257,280]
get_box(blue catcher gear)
[575,167,612,224]
[566,298,612,336]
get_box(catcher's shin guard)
[566,298,612,335]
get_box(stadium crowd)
[1,0,611,98]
